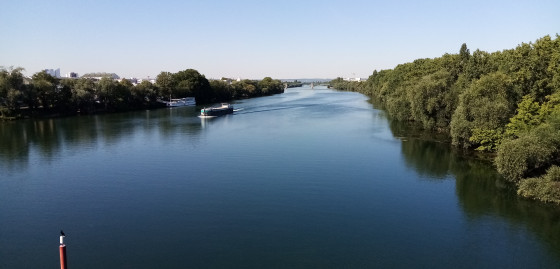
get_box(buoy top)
[59,230,66,245]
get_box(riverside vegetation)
[331,35,560,205]
[0,68,284,118]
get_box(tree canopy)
[0,67,284,118]
[330,35,560,204]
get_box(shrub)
[495,124,559,182]
[518,166,560,204]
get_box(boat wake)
[198,115,217,119]
[233,106,297,114]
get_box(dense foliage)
[0,67,283,118]
[331,35,560,204]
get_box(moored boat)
[200,103,234,117]
[165,97,196,107]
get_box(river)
[1,86,559,268]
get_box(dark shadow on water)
[386,115,560,261]
[0,107,203,174]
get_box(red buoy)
[59,232,68,269]
[59,244,67,269]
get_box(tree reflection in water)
[388,117,560,261]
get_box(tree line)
[331,35,560,204]
[0,68,284,118]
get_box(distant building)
[343,77,362,82]
[66,72,78,78]
[44,68,61,78]
[220,78,234,84]
[121,78,138,84]
[137,78,156,84]
[81,72,120,81]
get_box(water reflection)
[2,90,560,267]
[0,121,31,174]
[386,116,560,261]
[0,107,203,174]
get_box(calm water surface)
[1,86,559,268]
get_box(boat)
[165,97,196,107]
[200,103,234,117]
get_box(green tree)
[459,43,470,65]
[450,72,514,150]
[496,91,560,182]
[0,67,26,115]
[31,71,59,111]
[496,123,560,182]
[156,71,175,99]
[173,69,212,103]
[114,79,133,110]
[409,70,457,130]
[518,165,560,204]
[72,78,96,113]
[259,77,283,95]
[57,79,75,113]
[97,77,118,110]
[209,80,233,101]
[131,80,157,107]
[463,49,495,82]
[505,95,543,138]
[232,79,259,98]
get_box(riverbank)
[0,68,285,121]
[331,35,560,205]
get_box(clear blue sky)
[1,0,558,79]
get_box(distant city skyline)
[1,0,558,80]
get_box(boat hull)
[201,104,234,117]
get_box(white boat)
[165,97,196,107]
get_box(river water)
[1,86,559,268]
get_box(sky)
[1,0,558,80]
